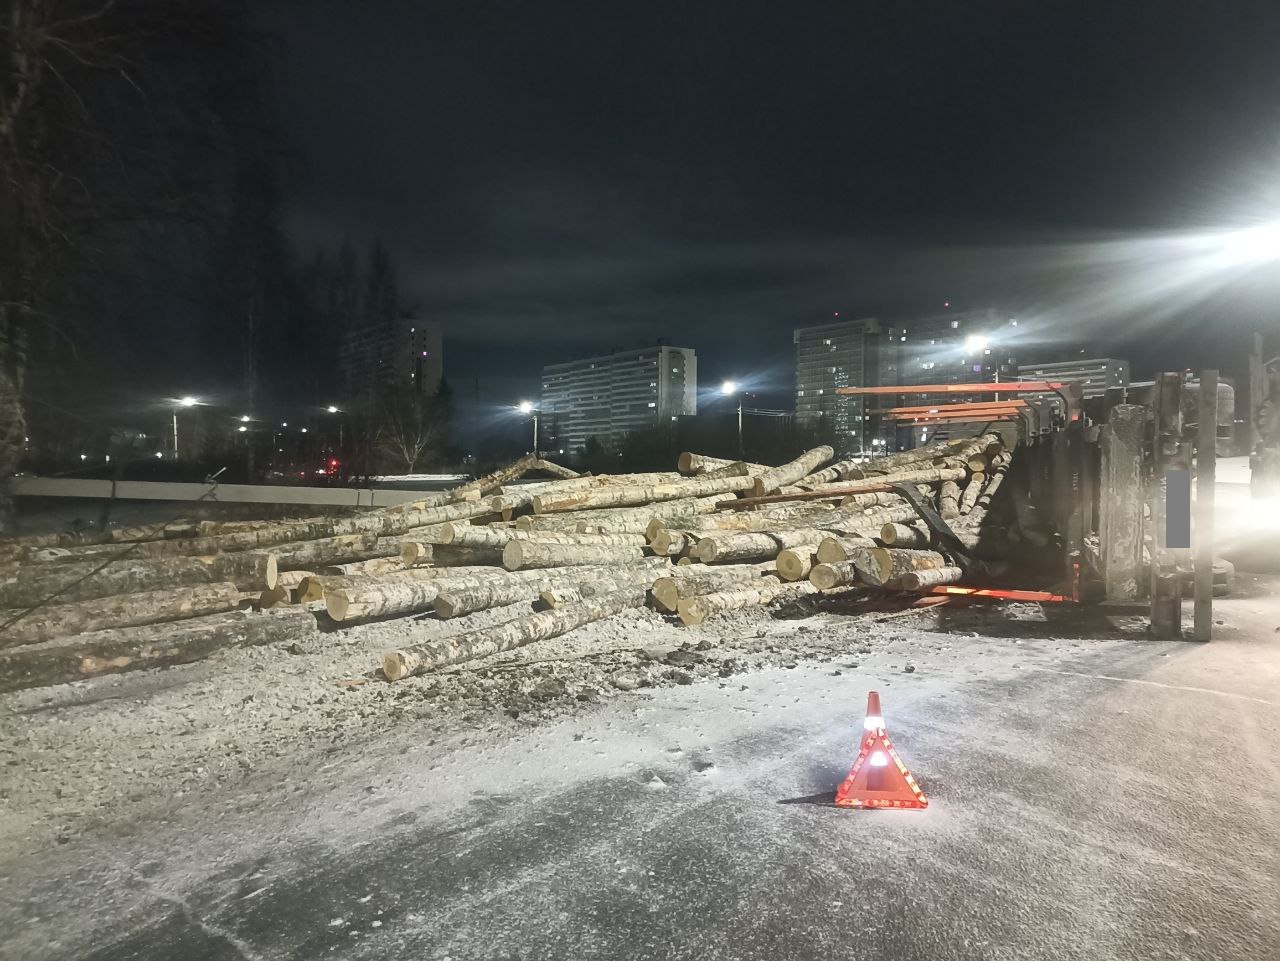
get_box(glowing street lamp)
[962,334,990,354]
[517,401,539,455]
[721,380,744,455]
[326,405,339,414]
[172,396,199,459]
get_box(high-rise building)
[793,316,901,451]
[1016,357,1129,398]
[340,315,444,409]
[540,345,697,454]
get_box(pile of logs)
[0,431,1034,694]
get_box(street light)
[172,396,199,459]
[326,405,339,414]
[721,381,744,456]
[517,401,539,455]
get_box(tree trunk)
[319,557,406,578]
[879,522,930,549]
[866,548,949,587]
[532,473,753,514]
[448,454,539,502]
[938,480,962,519]
[502,541,646,571]
[958,471,985,513]
[897,566,964,590]
[809,558,875,591]
[775,547,819,582]
[383,587,648,679]
[677,578,817,626]
[692,527,840,564]
[264,533,385,587]
[750,446,834,497]
[0,582,245,647]
[531,458,580,479]
[815,535,876,564]
[0,553,267,608]
[677,452,766,475]
[0,607,318,694]
[649,563,775,613]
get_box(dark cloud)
[258,0,1280,420]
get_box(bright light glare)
[518,401,534,414]
[239,415,250,422]
[869,751,889,767]
[238,426,247,433]
[327,405,339,413]
[963,334,989,354]
[179,396,198,407]
[721,380,737,395]
[863,715,884,731]
[1212,222,1280,268]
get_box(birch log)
[502,541,646,571]
[448,454,539,502]
[938,480,962,519]
[865,549,949,587]
[649,563,776,613]
[532,474,754,514]
[815,535,876,564]
[0,607,318,694]
[677,578,817,626]
[775,547,819,582]
[897,566,964,590]
[0,582,245,647]
[383,587,648,680]
[0,554,267,609]
[749,446,834,497]
[879,522,930,549]
[693,528,840,564]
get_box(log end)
[810,563,842,592]
[815,537,848,565]
[502,541,524,571]
[383,650,421,681]
[676,596,707,626]
[677,451,696,474]
[265,553,279,591]
[651,577,679,613]
[325,590,351,622]
[776,549,813,583]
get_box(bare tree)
[375,382,453,474]
[0,0,264,527]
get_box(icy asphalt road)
[4,587,1280,961]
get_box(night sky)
[258,1,1280,432]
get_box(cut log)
[264,533,385,588]
[677,452,767,475]
[536,586,584,610]
[865,549,949,587]
[502,541,646,571]
[897,566,964,590]
[432,543,505,567]
[435,563,662,619]
[0,582,245,647]
[532,474,754,514]
[448,454,540,503]
[0,554,267,609]
[879,522,930,549]
[677,577,817,626]
[321,557,406,578]
[400,542,433,567]
[809,556,877,591]
[649,529,698,557]
[383,587,648,679]
[749,446,834,497]
[530,458,580,479]
[0,607,319,694]
[258,585,292,609]
[774,547,819,582]
[649,562,775,613]
[938,480,962,519]
[693,528,842,564]
[815,535,876,564]
[958,471,985,513]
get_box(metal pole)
[171,410,179,460]
[532,411,539,456]
[1194,370,1217,641]
[737,400,743,457]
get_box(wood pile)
[0,431,1037,693]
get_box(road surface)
[3,575,1278,961]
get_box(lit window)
[950,320,959,329]
[921,362,936,370]
[648,402,656,408]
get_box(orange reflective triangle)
[834,693,928,809]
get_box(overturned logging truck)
[0,371,1226,694]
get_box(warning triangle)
[834,692,928,809]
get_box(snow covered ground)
[1,570,1277,960]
